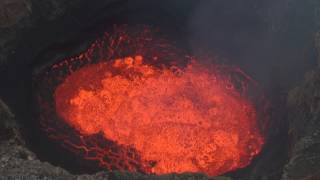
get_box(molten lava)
[55,56,263,176]
[36,25,265,176]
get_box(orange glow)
[54,54,264,176]
[34,25,265,176]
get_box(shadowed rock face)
[283,37,320,180]
[0,0,31,28]
[0,0,320,179]
[0,99,15,142]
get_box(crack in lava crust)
[54,55,264,176]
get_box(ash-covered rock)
[0,140,73,180]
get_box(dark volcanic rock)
[283,68,320,178]
[0,140,73,180]
[282,33,320,180]
[0,99,16,142]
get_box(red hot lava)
[41,25,265,176]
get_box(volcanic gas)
[36,25,265,176]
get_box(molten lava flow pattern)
[35,25,265,176]
[54,55,264,176]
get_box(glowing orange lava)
[54,54,264,176]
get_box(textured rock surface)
[282,34,320,180]
[283,71,320,179]
[0,140,73,180]
[0,99,17,142]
